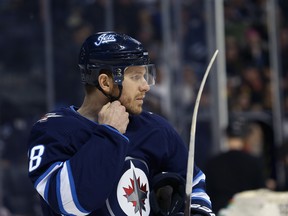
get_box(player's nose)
[140,80,150,92]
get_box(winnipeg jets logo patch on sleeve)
[38,113,62,123]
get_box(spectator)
[205,119,265,214]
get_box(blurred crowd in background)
[0,0,288,215]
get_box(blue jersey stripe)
[66,160,90,214]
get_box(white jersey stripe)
[59,161,89,215]
[191,192,212,205]
[192,171,205,187]
[35,162,63,202]
[66,161,90,214]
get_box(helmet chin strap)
[97,85,123,102]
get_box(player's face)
[118,66,151,115]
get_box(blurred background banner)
[0,0,288,215]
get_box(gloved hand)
[190,204,215,216]
[149,173,215,216]
[172,213,212,216]
[173,204,216,216]
[170,213,208,216]
[150,172,185,216]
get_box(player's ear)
[98,71,113,93]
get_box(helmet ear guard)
[80,64,100,86]
[80,63,123,87]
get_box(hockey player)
[27,32,214,216]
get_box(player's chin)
[128,105,143,115]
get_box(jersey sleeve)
[190,165,213,214]
[27,114,130,215]
[155,119,213,213]
[165,129,213,212]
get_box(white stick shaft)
[184,50,219,216]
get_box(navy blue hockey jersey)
[27,106,212,215]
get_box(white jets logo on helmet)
[95,33,116,46]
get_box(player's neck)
[77,107,98,122]
[78,95,107,122]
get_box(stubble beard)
[120,96,143,115]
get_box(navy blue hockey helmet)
[78,31,156,87]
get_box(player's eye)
[130,74,143,81]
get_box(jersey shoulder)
[127,111,177,142]
[31,106,92,136]
[138,111,172,129]
[36,106,78,121]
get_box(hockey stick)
[184,50,219,216]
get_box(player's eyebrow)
[125,67,146,75]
